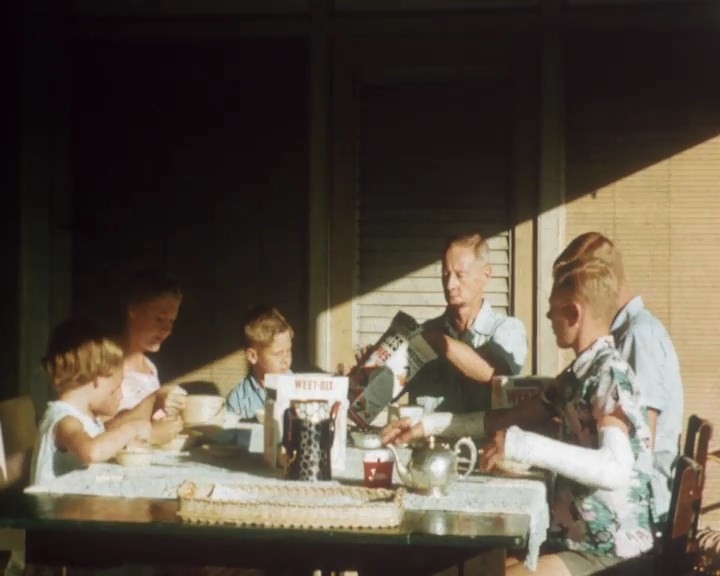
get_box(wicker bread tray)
[177,481,405,529]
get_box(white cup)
[416,396,444,414]
[398,405,424,425]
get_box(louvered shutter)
[355,82,513,346]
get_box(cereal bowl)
[182,395,225,427]
[351,430,384,450]
[115,448,153,467]
[159,431,201,453]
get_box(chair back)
[0,396,37,554]
[683,415,713,491]
[595,415,713,576]
[662,455,704,574]
[0,395,37,490]
[0,421,6,483]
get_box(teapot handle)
[453,437,478,479]
[326,401,341,447]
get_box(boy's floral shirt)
[542,336,655,558]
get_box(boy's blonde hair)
[242,306,294,349]
[42,317,124,394]
[552,257,619,326]
[444,232,491,266]
[553,232,625,286]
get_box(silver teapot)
[385,436,477,496]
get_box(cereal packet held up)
[348,311,438,429]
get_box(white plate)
[497,459,532,474]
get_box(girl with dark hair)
[105,270,186,444]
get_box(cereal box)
[490,376,553,409]
[264,373,349,471]
[348,311,437,429]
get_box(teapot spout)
[385,443,411,486]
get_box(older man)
[389,232,682,527]
[408,233,528,413]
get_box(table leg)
[422,549,507,576]
[461,549,505,576]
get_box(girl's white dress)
[30,400,104,486]
[118,356,160,412]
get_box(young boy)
[552,232,683,526]
[31,317,152,486]
[486,257,656,575]
[226,306,293,420]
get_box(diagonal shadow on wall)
[68,29,720,382]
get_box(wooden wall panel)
[565,31,720,521]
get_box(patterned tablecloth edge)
[177,481,405,529]
[22,457,549,572]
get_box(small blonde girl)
[32,316,151,486]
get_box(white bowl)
[351,430,384,450]
[159,431,200,453]
[255,408,265,425]
[115,448,153,467]
[200,443,243,460]
[182,395,225,426]
[398,405,424,424]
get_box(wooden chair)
[599,414,713,576]
[0,420,7,484]
[661,454,706,575]
[0,395,38,567]
[0,395,37,490]
[597,456,705,576]
[684,415,713,489]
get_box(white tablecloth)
[26,445,549,571]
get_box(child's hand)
[157,385,187,418]
[479,430,506,472]
[150,417,184,446]
[134,420,153,442]
[125,438,151,451]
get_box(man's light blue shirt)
[410,300,528,413]
[611,296,684,523]
[445,299,528,377]
[226,374,266,420]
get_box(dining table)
[0,422,550,575]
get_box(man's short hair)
[444,232,491,266]
[553,232,625,286]
[42,317,124,394]
[242,306,294,349]
[552,257,619,326]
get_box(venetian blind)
[355,82,513,346]
[565,32,720,521]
